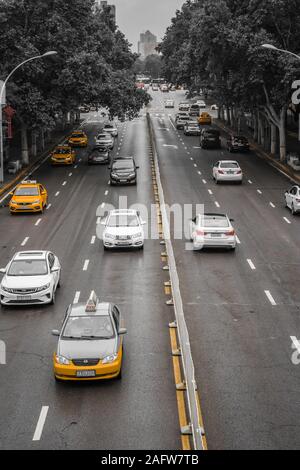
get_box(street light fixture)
[0,51,58,183]
[261,43,300,61]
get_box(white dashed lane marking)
[83,260,90,271]
[21,237,29,246]
[55,192,60,197]
[32,406,49,442]
[91,236,96,245]
[35,219,41,227]
[283,217,291,224]
[265,290,277,306]
[73,291,80,304]
[247,259,256,270]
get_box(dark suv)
[227,135,250,152]
[200,128,221,149]
[109,157,139,185]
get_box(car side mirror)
[0,268,6,274]
[51,267,60,273]
[118,328,127,335]
[136,166,140,169]
[9,192,14,196]
[108,166,111,170]
[230,218,234,222]
[141,220,147,225]
[101,218,107,225]
[51,329,60,336]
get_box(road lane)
[149,90,300,449]
[0,112,180,450]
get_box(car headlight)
[32,200,41,204]
[111,173,118,178]
[55,355,70,365]
[128,173,135,178]
[35,283,50,292]
[1,286,14,293]
[102,354,118,364]
[132,232,142,238]
[105,233,116,239]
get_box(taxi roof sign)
[85,291,98,312]
[21,180,37,185]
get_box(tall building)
[94,0,116,24]
[138,31,158,60]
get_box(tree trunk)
[21,123,29,165]
[279,108,287,162]
[31,131,37,158]
[226,106,231,126]
[41,129,45,150]
[220,106,225,121]
[217,106,221,120]
[260,116,265,148]
[270,124,277,155]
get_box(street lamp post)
[261,44,300,142]
[0,51,57,184]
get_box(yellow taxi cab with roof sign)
[68,130,88,147]
[52,292,126,381]
[9,180,48,214]
[51,144,76,165]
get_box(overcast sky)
[112,0,185,51]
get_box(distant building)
[138,31,158,60]
[94,0,116,24]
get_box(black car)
[227,135,250,152]
[109,157,139,185]
[88,147,110,165]
[200,128,221,149]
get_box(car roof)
[72,130,85,134]
[219,160,239,164]
[17,180,38,187]
[69,302,111,317]
[200,213,228,218]
[13,251,48,260]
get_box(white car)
[95,133,114,150]
[285,185,300,215]
[213,160,243,184]
[211,104,219,110]
[165,100,175,108]
[0,251,61,306]
[196,100,206,108]
[178,103,190,112]
[103,123,118,138]
[189,213,236,251]
[102,209,146,250]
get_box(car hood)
[2,274,52,288]
[11,195,40,202]
[112,169,134,175]
[104,226,142,236]
[57,337,117,360]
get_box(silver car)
[95,133,114,150]
[189,213,236,250]
[213,160,243,184]
[102,209,146,250]
[0,251,61,306]
[184,121,200,136]
[103,123,118,138]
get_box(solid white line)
[215,201,220,208]
[208,189,213,195]
[32,406,49,441]
[283,217,291,224]
[46,204,52,210]
[247,259,256,270]
[83,260,90,271]
[257,189,262,194]
[91,236,96,245]
[236,235,241,244]
[73,291,80,304]
[269,202,276,208]
[265,290,277,306]
[55,191,60,197]
[104,190,109,196]
[21,237,29,246]
[62,181,67,186]
[35,219,42,227]
[202,179,207,184]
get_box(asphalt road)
[148,90,300,450]
[0,111,180,450]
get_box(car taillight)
[296,199,300,203]
[225,229,235,236]
[236,170,242,174]
[218,170,224,174]
[196,230,204,236]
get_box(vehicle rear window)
[220,162,239,168]
[112,160,134,170]
[201,216,229,228]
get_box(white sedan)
[213,160,243,184]
[103,123,118,138]
[189,213,236,250]
[95,133,114,150]
[0,251,61,306]
[285,185,300,215]
[102,209,146,250]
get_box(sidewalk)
[0,124,76,197]
[214,118,300,185]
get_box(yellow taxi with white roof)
[68,130,88,147]
[51,144,76,165]
[52,292,126,381]
[9,181,48,214]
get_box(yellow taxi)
[68,130,88,147]
[51,144,76,165]
[198,112,212,125]
[52,292,126,381]
[9,180,48,214]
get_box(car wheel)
[215,179,219,184]
[292,203,296,215]
[50,288,56,305]
[57,275,61,288]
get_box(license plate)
[227,171,234,174]
[211,233,222,237]
[17,295,31,300]
[76,370,96,377]
[120,179,127,182]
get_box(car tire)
[292,203,296,215]
[229,246,236,251]
[215,179,219,184]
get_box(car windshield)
[112,160,134,170]
[8,260,48,276]
[104,125,114,129]
[204,131,219,137]
[234,136,247,143]
[14,187,39,196]
[63,315,115,339]
[201,216,229,228]
[98,134,110,139]
[220,162,239,168]
[72,133,84,138]
[108,214,139,227]
[93,148,107,154]
[55,148,70,154]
